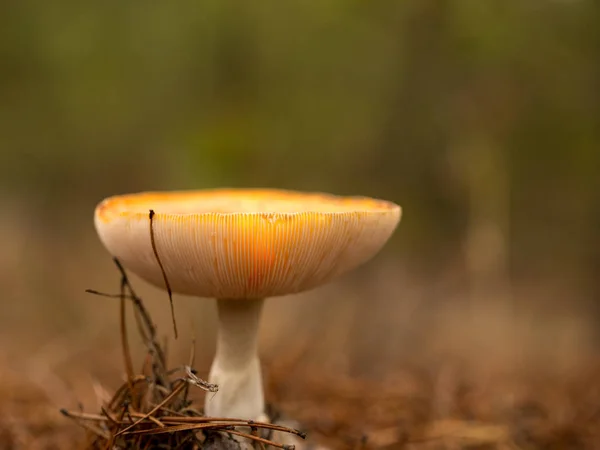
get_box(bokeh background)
[1,1,599,448]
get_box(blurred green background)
[1,1,599,380]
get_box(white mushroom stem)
[205,298,266,421]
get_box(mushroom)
[94,188,401,421]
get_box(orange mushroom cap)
[94,189,401,299]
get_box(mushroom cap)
[94,189,401,299]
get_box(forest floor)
[2,330,600,449]
[1,261,599,449]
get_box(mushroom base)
[205,298,266,421]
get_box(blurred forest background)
[0,1,600,446]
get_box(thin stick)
[112,258,169,385]
[60,409,107,422]
[159,418,305,437]
[116,381,186,436]
[226,429,296,450]
[118,261,135,401]
[147,415,166,428]
[112,260,161,356]
[85,289,137,300]
[123,423,234,435]
[148,209,178,339]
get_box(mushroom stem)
[205,298,266,421]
